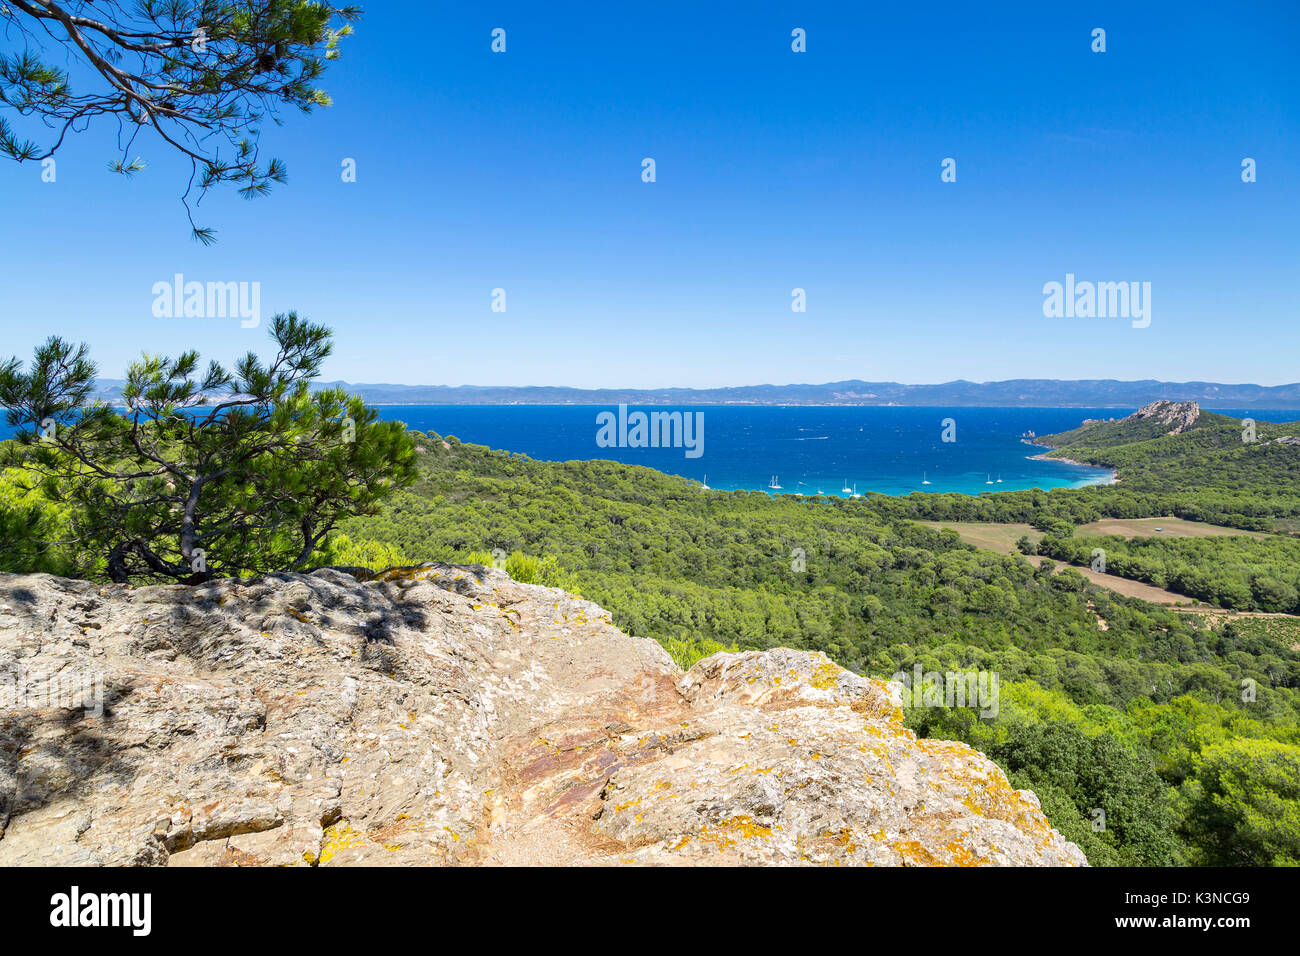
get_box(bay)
[375,404,1124,497]
[7,405,1291,498]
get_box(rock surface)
[0,566,1086,866]
[1128,399,1201,434]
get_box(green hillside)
[866,405,1300,534]
[4,398,1298,867]
[335,430,1300,867]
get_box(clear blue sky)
[1,1,1297,388]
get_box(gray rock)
[0,567,1086,867]
[1127,400,1201,434]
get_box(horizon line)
[90,376,1300,391]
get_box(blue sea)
[362,405,1292,498]
[4,405,1292,498]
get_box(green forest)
[4,398,1299,868]
[326,412,1300,868]
[2,0,1295,878]
[1034,533,1300,613]
[869,409,1300,534]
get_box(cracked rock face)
[0,566,1086,866]
[1129,400,1202,434]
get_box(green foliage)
[1040,533,1300,613]
[7,400,1299,867]
[868,410,1300,614]
[660,635,738,671]
[1179,738,1300,866]
[461,549,583,594]
[0,466,82,575]
[868,409,1300,535]
[338,432,1300,866]
[991,722,1180,866]
[316,534,411,574]
[0,316,417,583]
[0,2,362,240]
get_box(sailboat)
[768,475,783,490]
[985,474,994,485]
[996,474,1003,483]
[701,475,709,490]
[850,483,862,499]
[841,479,851,494]
[922,471,931,486]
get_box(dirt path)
[918,519,1291,614]
[1031,555,1197,606]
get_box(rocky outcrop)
[0,566,1086,866]
[1127,400,1201,434]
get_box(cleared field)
[1074,516,1271,539]
[917,521,1040,555]
[1043,558,1194,605]
[917,519,1245,608]
[919,516,1270,557]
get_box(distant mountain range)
[88,378,1300,409]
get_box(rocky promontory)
[0,566,1086,866]
[1127,399,1202,434]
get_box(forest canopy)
[2,400,1298,866]
[330,421,1300,867]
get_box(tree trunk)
[106,545,130,584]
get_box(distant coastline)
[81,378,1300,410]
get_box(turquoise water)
[8,404,1291,498]
[374,404,1118,496]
